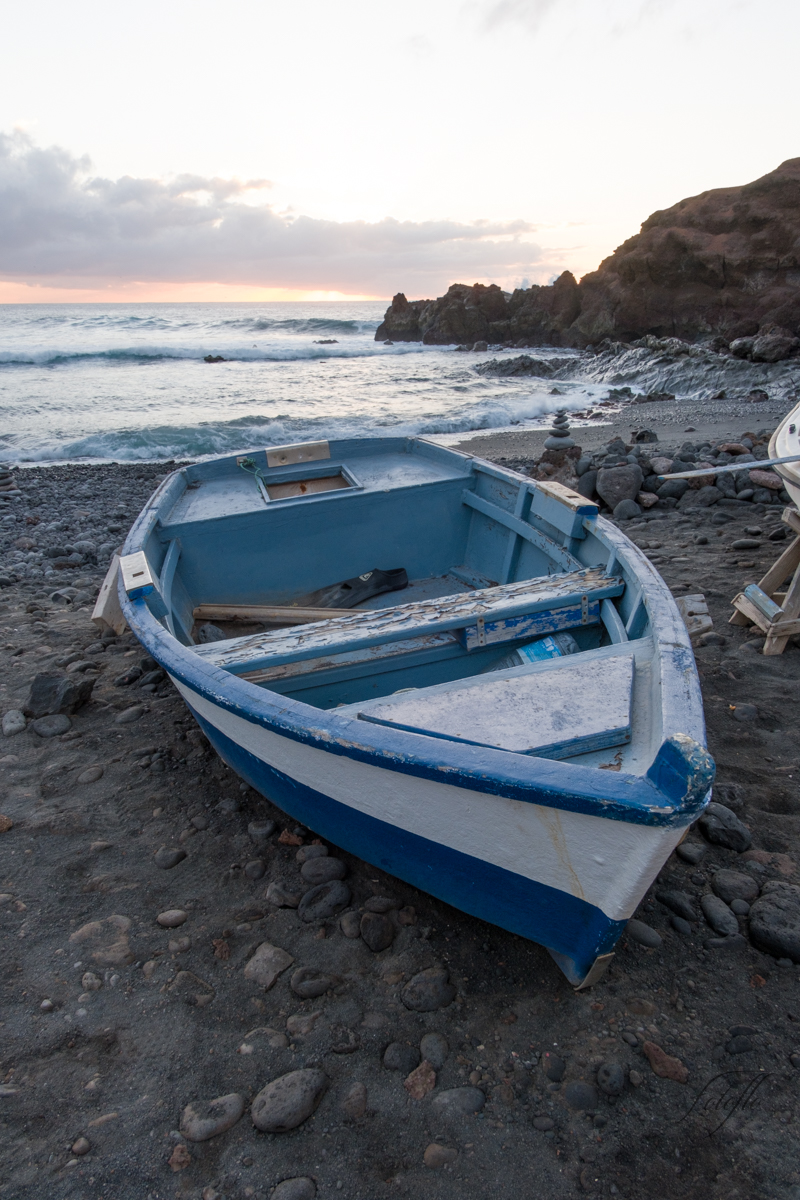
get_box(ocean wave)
[0,341,425,368]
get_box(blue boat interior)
[132,436,664,772]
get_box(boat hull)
[175,676,686,985]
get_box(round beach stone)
[244,859,266,880]
[271,1178,316,1200]
[420,1032,449,1071]
[698,802,752,852]
[115,705,145,724]
[300,857,347,885]
[290,967,334,999]
[533,1116,555,1131]
[296,843,327,863]
[597,464,643,508]
[748,882,800,961]
[676,841,706,865]
[364,895,398,913]
[431,1087,485,1117]
[701,894,739,937]
[542,1052,565,1082]
[401,967,456,1012]
[180,1092,245,1142]
[31,713,71,738]
[626,919,662,948]
[251,1069,328,1133]
[154,847,187,870]
[360,912,394,952]
[383,1042,420,1073]
[2,710,26,737]
[297,880,351,922]
[597,1062,625,1096]
[712,870,759,904]
[77,766,103,784]
[339,910,361,938]
[71,1136,91,1156]
[424,1143,458,1169]
[157,909,188,928]
[248,819,276,845]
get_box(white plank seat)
[194,566,625,682]
[339,652,635,760]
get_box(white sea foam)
[0,300,794,465]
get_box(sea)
[1,301,797,466]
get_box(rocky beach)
[1,414,800,1200]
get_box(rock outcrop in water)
[375,159,800,358]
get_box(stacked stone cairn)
[543,409,575,450]
[0,465,17,496]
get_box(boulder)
[748,881,800,961]
[24,673,94,717]
[596,465,643,508]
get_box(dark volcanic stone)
[748,882,800,961]
[154,847,187,870]
[300,857,347,885]
[701,894,739,936]
[597,1063,625,1096]
[676,841,706,865]
[698,803,752,852]
[726,1035,754,1054]
[542,1052,565,1082]
[597,465,643,508]
[248,819,276,845]
[24,673,94,717]
[30,713,72,738]
[626,919,662,948]
[430,1087,485,1116]
[383,1042,421,1074]
[297,880,351,923]
[401,967,456,1012]
[712,870,759,903]
[290,968,334,999]
[656,889,697,922]
[360,912,394,952]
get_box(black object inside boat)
[299,567,409,609]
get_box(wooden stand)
[730,506,800,654]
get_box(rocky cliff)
[375,159,800,360]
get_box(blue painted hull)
[190,699,626,980]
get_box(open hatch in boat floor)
[338,651,635,760]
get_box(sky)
[0,0,798,303]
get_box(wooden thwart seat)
[730,506,800,654]
[195,566,625,678]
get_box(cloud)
[482,0,561,32]
[0,130,547,295]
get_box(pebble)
[596,1062,625,1096]
[286,1011,322,1035]
[340,1081,367,1120]
[77,766,104,784]
[705,934,747,950]
[251,1069,328,1133]
[296,843,328,863]
[0,815,13,833]
[300,857,347,885]
[731,703,758,723]
[564,1081,598,1110]
[290,967,334,998]
[642,1041,689,1083]
[424,1144,457,1169]
[81,971,102,991]
[154,847,187,870]
[712,869,759,903]
[730,898,751,916]
[297,881,351,922]
[701,894,740,936]
[626,918,662,948]
[629,1070,643,1087]
[180,1093,245,1142]
[339,911,362,938]
[265,882,301,908]
[244,943,294,989]
[698,802,752,852]
[383,1042,421,1074]
[676,841,706,865]
[726,1035,754,1055]
[655,889,697,922]
[748,882,800,961]
[271,1179,316,1200]
[533,1116,555,1131]
[31,713,72,737]
[420,1032,449,1070]
[671,915,693,936]
[360,911,394,952]
[115,705,145,724]
[430,1087,485,1116]
[1,709,26,737]
[244,859,266,880]
[191,814,209,830]
[401,966,456,1012]
[40,998,55,1012]
[157,909,188,928]
[169,936,191,953]
[71,1137,91,1156]
[542,1052,565,1082]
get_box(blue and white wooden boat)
[113,436,714,987]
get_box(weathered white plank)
[195,566,623,673]
[354,654,635,760]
